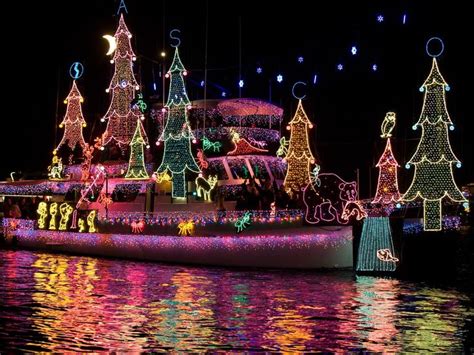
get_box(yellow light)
[161,51,166,57]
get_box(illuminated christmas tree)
[101,14,148,150]
[54,81,86,155]
[125,119,149,179]
[283,100,316,191]
[403,56,466,231]
[155,47,200,198]
[373,113,400,204]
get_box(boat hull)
[6,227,353,269]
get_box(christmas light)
[235,211,252,233]
[195,175,217,201]
[283,100,316,191]
[101,14,149,149]
[337,64,343,71]
[403,55,466,231]
[303,173,366,225]
[54,81,87,154]
[356,217,398,272]
[256,67,262,74]
[202,136,222,152]
[125,120,150,180]
[373,113,401,204]
[196,127,281,144]
[377,15,384,23]
[373,138,401,204]
[47,156,64,180]
[48,203,58,230]
[276,74,283,83]
[59,203,74,231]
[37,202,48,229]
[177,220,195,236]
[155,47,200,198]
[227,129,268,156]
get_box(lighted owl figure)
[380,112,396,139]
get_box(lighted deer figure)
[48,203,58,230]
[59,203,74,230]
[37,202,48,229]
[178,220,195,236]
[195,175,218,201]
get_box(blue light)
[377,15,384,23]
[351,46,357,55]
[256,67,262,74]
[449,125,455,131]
[69,62,84,80]
[446,85,450,91]
[337,64,343,71]
[372,64,378,72]
[456,162,462,168]
[153,82,157,91]
[405,163,410,169]
[396,203,401,209]
[298,56,304,63]
[221,91,226,97]
[313,74,318,84]
[402,14,407,24]
[412,124,417,130]
[276,74,283,83]
[200,80,205,87]
[238,79,244,88]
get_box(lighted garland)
[155,47,200,198]
[194,127,281,144]
[54,81,87,154]
[101,14,149,149]
[403,56,466,231]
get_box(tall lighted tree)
[403,50,466,231]
[283,100,316,191]
[125,119,149,179]
[101,14,148,150]
[155,47,200,198]
[54,81,87,155]
[373,113,400,204]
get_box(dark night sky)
[3,1,472,198]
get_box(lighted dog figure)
[376,249,399,263]
[37,202,48,229]
[59,203,74,230]
[48,203,58,230]
[87,210,97,233]
[195,175,218,201]
[48,156,64,180]
[197,149,209,170]
[178,220,195,236]
[380,112,396,139]
[131,220,145,234]
[235,211,252,233]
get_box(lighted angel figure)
[380,112,396,139]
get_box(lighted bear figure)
[303,173,366,225]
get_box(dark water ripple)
[0,249,473,352]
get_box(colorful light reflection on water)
[0,249,473,352]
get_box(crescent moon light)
[102,35,117,56]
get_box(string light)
[303,173,366,225]
[125,120,150,180]
[356,217,398,272]
[47,156,64,180]
[101,14,149,149]
[195,175,218,201]
[373,113,401,204]
[54,81,87,154]
[283,100,316,191]
[227,129,268,156]
[403,56,466,231]
[155,47,200,198]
